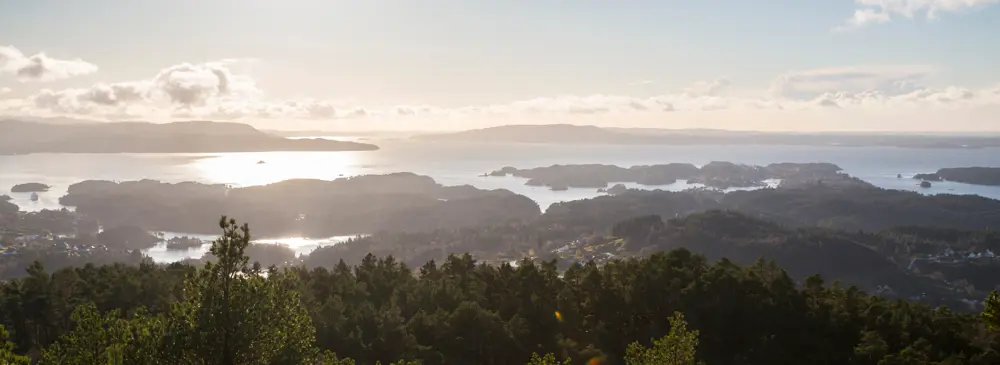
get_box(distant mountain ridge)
[0,119,379,154]
[416,124,1000,148]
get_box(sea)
[3,138,1000,262]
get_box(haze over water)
[4,138,1000,216]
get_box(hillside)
[416,124,1000,148]
[0,120,379,154]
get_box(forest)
[3,216,1000,364]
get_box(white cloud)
[0,46,98,82]
[841,0,1000,28]
[6,59,1000,132]
[0,87,10,94]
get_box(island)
[165,236,205,250]
[914,167,1000,186]
[488,161,867,190]
[10,182,50,192]
[597,183,629,195]
[0,120,379,154]
[58,173,541,237]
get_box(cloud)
[840,0,1000,28]
[682,78,731,97]
[0,87,10,94]
[6,59,1000,131]
[769,65,932,99]
[79,82,150,106]
[0,46,98,82]
[19,59,264,119]
[153,60,259,107]
[628,80,654,86]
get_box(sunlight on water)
[142,232,359,263]
[187,151,366,187]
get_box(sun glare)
[187,151,364,187]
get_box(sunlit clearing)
[188,151,362,187]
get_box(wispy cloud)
[769,65,933,99]
[0,45,98,82]
[0,87,10,94]
[627,80,654,86]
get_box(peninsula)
[0,120,379,154]
[914,167,1000,186]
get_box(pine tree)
[624,312,699,365]
[163,216,320,364]
[981,290,1000,330]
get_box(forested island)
[0,120,378,154]
[914,167,1000,186]
[56,173,540,237]
[487,162,866,190]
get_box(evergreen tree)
[162,216,320,364]
[38,304,163,365]
[981,290,1000,330]
[624,312,699,365]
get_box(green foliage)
[0,325,30,365]
[853,331,888,364]
[526,352,572,365]
[162,216,319,364]
[26,217,322,365]
[4,217,1000,365]
[624,312,699,365]
[983,290,1000,330]
[39,304,162,365]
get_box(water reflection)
[188,151,364,187]
[142,232,359,263]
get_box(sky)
[1,0,1000,132]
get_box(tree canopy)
[3,216,1000,364]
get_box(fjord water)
[4,139,1000,213]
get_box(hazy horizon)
[3,1,1000,133]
